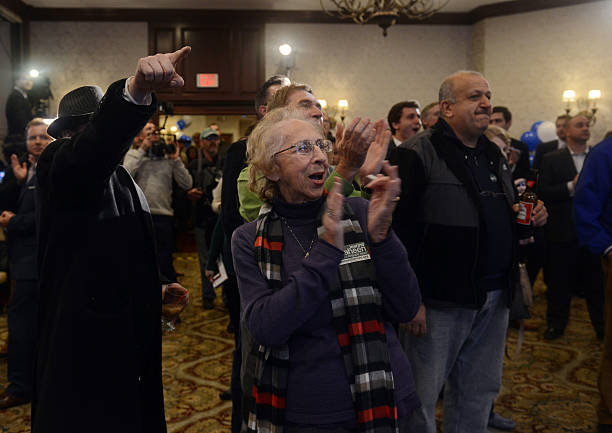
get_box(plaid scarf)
[243,201,398,433]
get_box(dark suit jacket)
[221,137,247,241]
[33,80,166,433]
[0,160,38,280]
[538,147,577,242]
[5,88,32,137]
[510,138,530,180]
[533,139,560,171]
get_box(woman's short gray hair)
[246,107,323,202]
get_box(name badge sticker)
[340,242,371,266]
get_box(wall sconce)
[563,89,601,124]
[338,99,349,123]
[278,43,295,77]
[317,99,328,110]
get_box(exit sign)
[196,73,219,88]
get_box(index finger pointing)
[168,46,191,65]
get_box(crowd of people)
[0,45,610,433]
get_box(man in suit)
[4,73,34,156]
[539,114,604,340]
[0,118,52,409]
[490,106,530,180]
[533,114,571,170]
[32,47,190,433]
[386,100,421,159]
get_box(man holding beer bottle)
[389,70,548,433]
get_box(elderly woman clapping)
[232,108,422,433]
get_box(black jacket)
[538,147,578,243]
[510,138,530,180]
[390,119,518,309]
[0,157,38,280]
[221,137,247,240]
[533,139,560,171]
[5,88,33,138]
[187,151,221,227]
[33,80,166,433]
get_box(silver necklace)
[280,217,316,258]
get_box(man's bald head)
[438,71,492,146]
[439,71,486,105]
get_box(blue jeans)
[195,226,215,301]
[401,290,509,433]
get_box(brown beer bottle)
[516,169,538,242]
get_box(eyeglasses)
[273,139,333,157]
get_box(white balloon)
[536,121,557,143]
[183,115,193,127]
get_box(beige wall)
[20,3,612,145]
[29,21,148,116]
[480,1,612,143]
[265,23,471,124]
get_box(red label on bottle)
[516,201,534,225]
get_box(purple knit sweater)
[232,196,422,427]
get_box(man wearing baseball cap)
[186,126,221,309]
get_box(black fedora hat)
[48,85,104,138]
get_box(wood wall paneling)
[182,27,233,94]
[238,28,263,95]
[149,22,264,113]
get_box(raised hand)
[358,119,391,180]
[366,161,401,243]
[334,117,375,183]
[128,46,191,103]
[320,177,345,251]
[10,154,28,183]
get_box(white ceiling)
[23,0,513,13]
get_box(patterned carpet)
[0,252,604,432]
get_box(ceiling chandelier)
[321,0,449,37]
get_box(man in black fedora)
[32,46,191,433]
[46,84,105,138]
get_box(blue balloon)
[521,131,540,152]
[177,119,186,130]
[178,134,192,146]
[530,121,543,132]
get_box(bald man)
[389,70,547,433]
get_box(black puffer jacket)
[390,119,518,309]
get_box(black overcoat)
[32,80,166,433]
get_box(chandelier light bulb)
[170,126,178,132]
[318,99,328,109]
[562,90,576,102]
[338,99,349,109]
[588,89,601,100]
[279,44,292,56]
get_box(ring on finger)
[392,196,400,203]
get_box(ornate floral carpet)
[0,253,604,432]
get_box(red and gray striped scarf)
[243,202,399,433]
